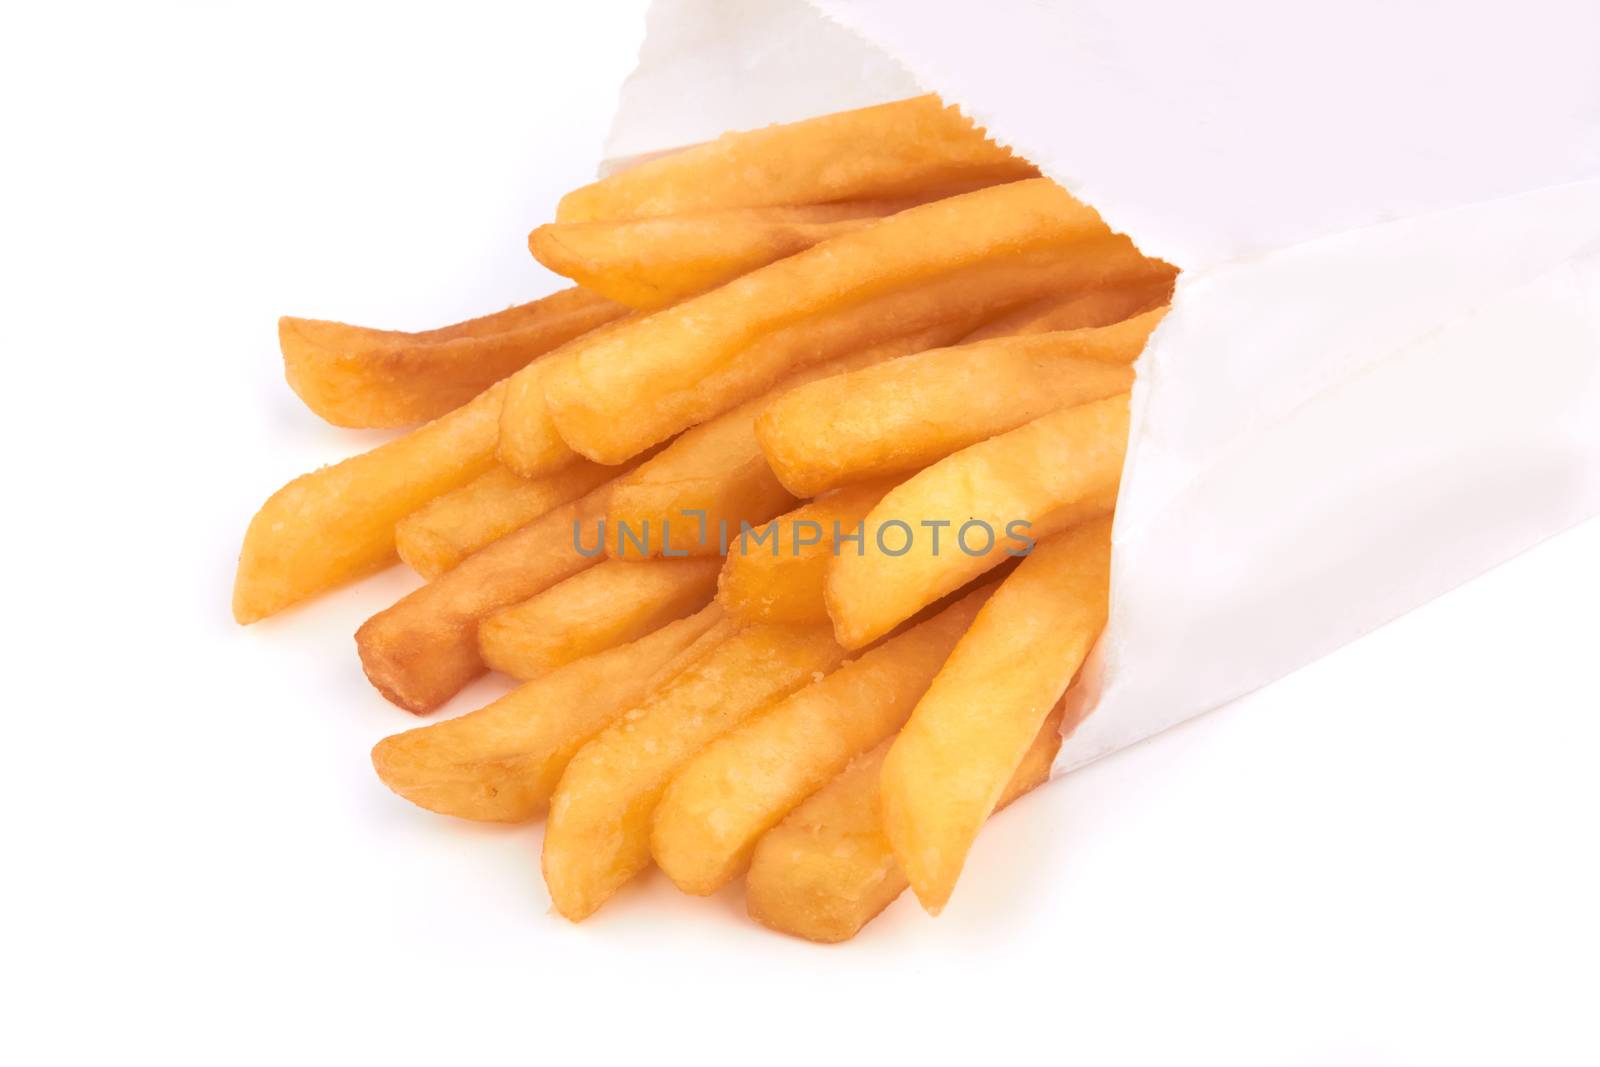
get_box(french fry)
[529,204,893,309]
[543,622,848,920]
[493,305,659,478]
[555,95,1036,222]
[601,406,797,560]
[502,193,1093,478]
[495,350,588,479]
[371,608,733,822]
[881,520,1112,914]
[746,703,1065,943]
[651,586,991,895]
[541,180,1151,463]
[281,287,625,428]
[395,461,616,579]
[757,318,1156,497]
[825,394,1128,648]
[497,257,1035,477]
[233,381,507,624]
[959,270,1176,342]
[715,482,891,625]
[355,470,636,713]
[478,558,721,680]
[604,322,971,558]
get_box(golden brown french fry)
[881,519,1111,915]
[715,482,892,625]
[959,270,1176,342]
[746,702,1065,943]
[541,180,1151,463]
[555,95,1036,223]
[371,608,732,822]
[757,317,1157,496]
[529,204,892,309]
[500,190,1091,478]
[497,257,1033,477]
[355,469,638,713]
[651,586,991,895]
[542,622,848,920]
[604,322,971,558]
[601,407,797,560]
[510,245,1148,475]
[281,287,625,428]
[494,307,651,478]
[233,381,508,624]
[478,558,721,680]
[395,461,616,579]
[825,394,1128,648]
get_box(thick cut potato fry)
[478,558,720,680]
[516,243,1146,471]
[542,180,1151,463]
[746,703,1065,943]
[604,322,969,558]
[601,408,797,561]
[530,204,895,309]
[395,461,616,579]
[493,309,645,478]
[281,287,625,428]
[233,381,508,624]
[651,587,990,895]
[356,471,636,713]
[881,520,1112,914]
[543,622,848,920]
[826,394,1128,648]
[555,95,1036,223]
[494,355,583,479]
[497,259,999,477]
[757,319,1155,496]
[371,608,732,822]
[960,270,1176,342]
[716,482,892,625]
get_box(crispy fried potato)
[494,352,583,478]
[542,180,1151,463]
[825,394,1128,648]
[493,309,646,478]
[715,482,891,625]
[556,95,1036,223]
[746,702,1065,943]
[604,322,970,558]
[395,461,616,579]
[497,256,1047,476]
[530,204,893,309]
[881,520,1112,914]
[281,287,624,428]
[757,318,1157,497]
[355,470,639,713]
[542,622,848,920]
[959,270,1176,342]
[601,410,796,560]
[233,381,508,624]
[651,587,990,895]
[371,608,732,822]
[478,558,721,680]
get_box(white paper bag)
[604,0,1600,771]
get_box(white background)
[3,3,1596,1063]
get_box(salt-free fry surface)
[881,519,1112,914]
[282,287,624,428]
[372,608,728,822]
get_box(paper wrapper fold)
[606,0,1600,772]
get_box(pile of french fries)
[236,94,1176,942]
